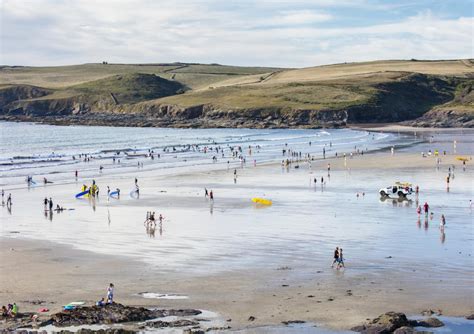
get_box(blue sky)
[0,0,472,67]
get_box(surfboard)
[109,190,119,197]
[251,198,272,205]
[75,190,89,198]
[29,180,36,185]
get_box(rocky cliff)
[0,72,472,128]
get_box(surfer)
[107,186,110,196]
[49,198,53,211]
[204,188,208,198]
[116,188,120,197]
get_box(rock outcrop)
[352,312,446,334]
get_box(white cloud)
[0,0,472,67]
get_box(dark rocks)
[392,327,417,334]
[56,329,137,334]
[49,303,201,327]
[416,317,444,328]
[352,312,410,333]
[248,316,256,321]
[282,320,306,325]
[465,314,474,320]
[352,312,449,333]
[146,319,199,328]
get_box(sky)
[0,0,472,67]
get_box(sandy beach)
[1,127,473,333]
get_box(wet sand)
[1,139,473,331]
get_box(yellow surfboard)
[252,198,272,205]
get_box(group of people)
[331,247,345,269]
[144,211,163,226]
[204,188,214,200]
[1,303,18,318]
[96,283,114,306]
[416,201,446,229]
[1,190,12,209]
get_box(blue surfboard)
[75,190,89,198]
[109,190,119,197]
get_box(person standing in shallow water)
[331,247,339,268]
[338,248,345,269]
[209,190,214,201]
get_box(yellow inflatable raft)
[252,198,272,205]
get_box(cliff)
[0,60,472,128]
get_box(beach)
[0,123,473,332]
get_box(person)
[331,247,339,268]
[96,298,105,306]
[11,303,18,318]
[6,194,12,207]
[158,214,163,224]
[75,170,78,178]
[416,205,421,216]
[49,198,53,211]
[107,283,114,304]
[338,248,345,269]
[1,305,7,317]
[135,178,138,186]
[149,212,155,224]
[423,202,429,216]
[107,186,110,197]
[440,214,446,228]
[44,197,48,209]
[209,190,214,201]
[205,188,208,198]
[415,185,419,194]
[116,188,120,198]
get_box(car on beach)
[379,182,413,198]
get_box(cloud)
[0,0,472,67]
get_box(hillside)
[0,60,473,128]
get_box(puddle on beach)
[139,292,189,300]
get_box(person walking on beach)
[204,188,208,198]
[338,248,345,269]
[331,247,339,268]
[49,198,53,211]
[107,283,114,304]
[440,214,446,229]
[107,186,110,197]
[209,190,214,201]
[6,193,12,207]
[44,197,48,210]
[1,189,4,205]
[75,170,78,178]
[416,205,421,216]
[423,202,429,217]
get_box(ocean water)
[1,122,473,284]
[0,121,410,187]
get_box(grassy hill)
[0,60,473,128]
